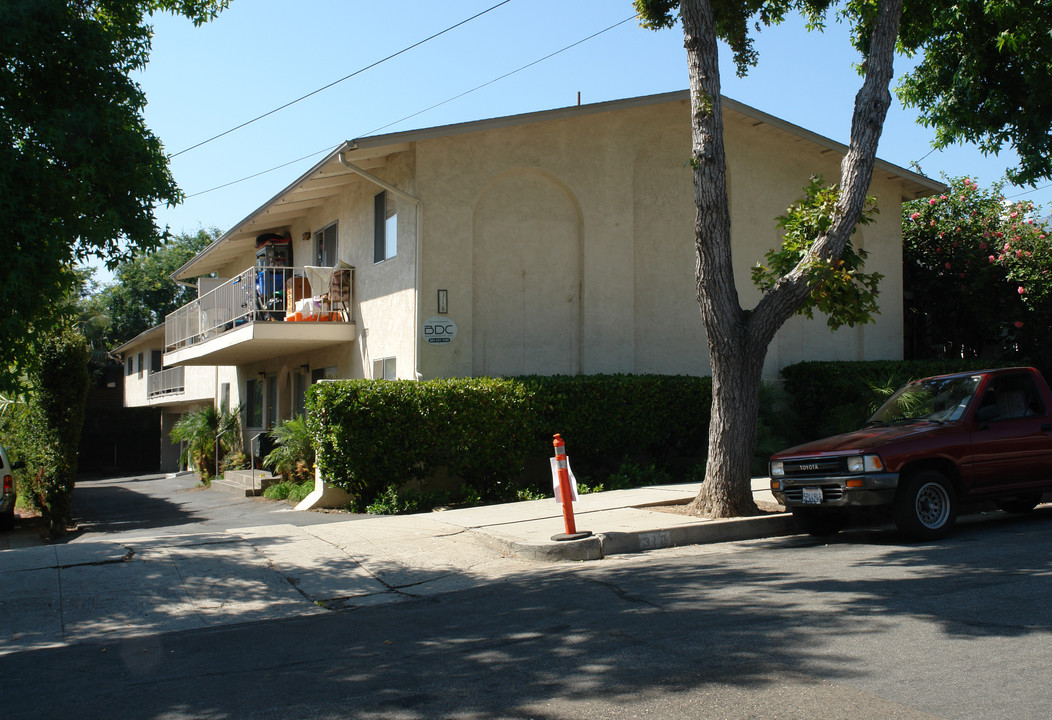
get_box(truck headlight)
[770,460,784,477]
[847,455,883,473]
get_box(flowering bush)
[903,176,1051,360]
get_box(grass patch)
[263,480,314,503]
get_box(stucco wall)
[411,97,907,380]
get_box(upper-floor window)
[150,350,162,375]
[374,191,397,263]
[137,352,144,379]
[315,222,338,267]
[126,357,133,376]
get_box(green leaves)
[308,375,713,509]
[896,0,1052,185]
[0,1,226,393]
[902,175,1051,361]
[751,176,883,329]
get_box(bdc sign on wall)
[422,316,457,344]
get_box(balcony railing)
[165,265,354,352]
[147,367,185,398]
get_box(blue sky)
[127,0,1049,265]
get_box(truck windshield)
[867,375,983,425]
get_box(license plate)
[802,487,823,505]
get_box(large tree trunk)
[681,0,903,517]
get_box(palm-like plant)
[170,404,242,480]
[263,415,315,483]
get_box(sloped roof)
[173,90,944,281]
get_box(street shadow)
[66,482,206,538]
[3,507,1052,718]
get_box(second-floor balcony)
[147,367,185,399]
[164,264,356,366]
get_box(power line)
[184,14,639,200]
[358,14,638,138]
[1005,182,1052,201]
[169,0,513,159]
[185,145,339,198]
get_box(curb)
[471,512,801,562]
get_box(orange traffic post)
[551,434,592,542]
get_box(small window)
[150,350,162,374]
[315,222,338,267]
[126,357,133,376]
[137,352,144,380]
[220,383,230,414]
[311,366,337,384]
[373,191,397,263]
[372,357,396,380]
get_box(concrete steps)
[212,469,280,497]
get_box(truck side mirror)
[976,405,1000,426]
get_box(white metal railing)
[165,265,354,352]
[147,367,185,398]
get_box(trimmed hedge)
[780,358,1030,440]
[307,374,712,508]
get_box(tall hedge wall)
[307,374,712,507]
[779,358,1029,441]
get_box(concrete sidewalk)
[415,477,796,561]
[0,479,798,654]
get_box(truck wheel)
[791,507,849,537]
[895,470,956,540]
[996,494,1042,514]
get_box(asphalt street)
[2,473,1051,719]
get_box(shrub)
[262,479,314,503]
[263,415,314,482]
[309,374,713,510]
[0,329,89,536]
[310,378,534,506]
[169,404,242,481]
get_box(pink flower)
[945,262,952,269]
[959,273,965,278]
[979,242,987,249]
[930,220,937,227]
[929,198,938,205]
[988,255,995,263]
[1014,321,1024,328]
[1018,286,1027,295]
[940,195,949,200]
[1011,212,1019,219]
[909,212,921,220]
[1016,250,1023,258]
[963,179,972,185]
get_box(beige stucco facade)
[150,90,940,444]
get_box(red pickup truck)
[770,367,1052,539]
